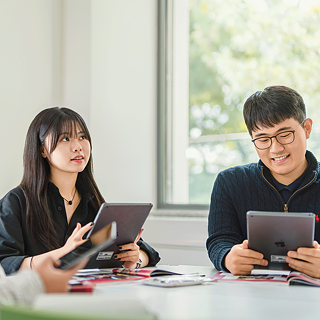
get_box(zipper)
[261,168,286,211]
[261,168,316,213]
[285,172,316,210]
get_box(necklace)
[62,189,77,205]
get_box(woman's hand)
[63,222,93,253]
[115,229,144,269]
[20,222,93,271]
[34,255,89,293]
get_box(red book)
[70,283,95,293]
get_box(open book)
[112,268,183,278]
[211,271,320,286]
[70,271,144,285]
[70,268,185,287]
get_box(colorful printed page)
[112,268,183,278]
[211,272,289,284]
[211,271,320,286]
[70,272,145,285]
[287,272,320,287]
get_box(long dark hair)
[20,107,105,250]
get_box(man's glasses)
[251,120,305,150]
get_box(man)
[206,85,320,278]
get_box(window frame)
[157,0,209,211]
[157,0,320,212]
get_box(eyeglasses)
[251,120,305,150]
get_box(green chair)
[0,305,119,320]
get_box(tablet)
[84,202,153,269]
[247,211,315,271]
[58,221,117,270]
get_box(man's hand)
[225,240,268,275]
[286,241,320,278]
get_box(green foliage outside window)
[188,0,320,204]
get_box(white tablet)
[247,211,315,271]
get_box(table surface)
[34,265,320,320]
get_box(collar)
[48,181,93,206]
[258,150,318,188]
[48,181,95,228]
[270,160,309,192]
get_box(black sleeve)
[0,188,28,275]
[137,238,161,266]
[206,172,244,271]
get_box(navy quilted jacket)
[206,150,320,271]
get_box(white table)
[34,265,320,320]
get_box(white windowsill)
[149,209,209,219]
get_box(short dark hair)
[243,86,306,135]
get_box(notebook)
[247,211,315,271]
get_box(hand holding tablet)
[84,203,152,269]
[58,221,117,270]
[247,211,315,271]
[225,211,315,275]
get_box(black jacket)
[0,183,160,274]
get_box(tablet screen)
[58,221,117,270]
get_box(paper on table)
[75,268,113,275]
[251,269,291,276]
[76,269,101,273]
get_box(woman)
[0,107,160,274]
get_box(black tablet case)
[84,203,152,269]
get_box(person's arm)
[206,170,267,274]
[206,171,245,271]
[286,241,320,278]
[33,255,89,293]
[115,229,161,269]
[0,256,88,306]
[0,189,30,274]
[0,189,93,274]
[136,238,160,267]
[0,268,44,306]
[20,222,93,270]
[115,243,148,269]
[224,240,268,275]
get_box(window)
[158,0,320,209]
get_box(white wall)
[143,217,211,266]
[0,0,57,195]
[90,0,158,204]
[61,0,91,122]
[0,0,158,203]
[0,0,211,267]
